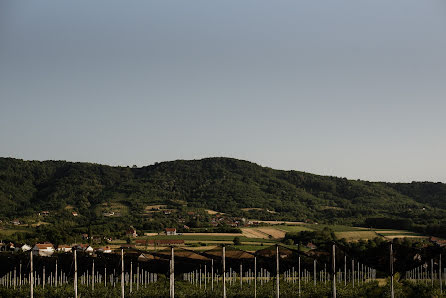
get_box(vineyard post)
[298,256,301,296]
[30,250,33,298]
[74,249,78,298]
[240,263,243,289]
[137,263,139,291]
[352,259,354,288]
[324,263,327,284]
[276,245,280,298]
[361,263,364,284]
[170,246,175,298]
[431,259,434,287]
[440,254,442,294]
[390,243,394,298]
[13,266,16,289]
[130,261,132,293]
[105,266,107,287]
[55,260,58,287]
[332,244,336,298]
[344,255,346,286]
[211,259,214,290]
[205,264,207,289]
[254,256,257,298]
[313,259,316,286]
[43,266,45,289]
[223,246,226,298]
[92,260,95,291]
[121,249,124,298]
[19,260,22,287]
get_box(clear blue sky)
[1,0,445,182]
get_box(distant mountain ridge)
[0,157,445,233]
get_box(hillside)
[0,157,445,236]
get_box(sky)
[1,0,446,183]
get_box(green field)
[275,225,314,233]
[144,235,276,243]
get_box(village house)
[57,245,72,253]
[126,226,137,238]
[33,243,55,256]
[11,219,21,226]
[39,211,50,216]
[96,246,112,253]
[16,244,32,252]
[72,211,78,217]
[165,228,177,235]
[73,244,94,254]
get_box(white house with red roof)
[165,228,177,235]
[32,243,55,256]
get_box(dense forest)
[0,157,445,237]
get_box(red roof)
[165,228,176,232]
[35,243,54,249]
[58,245,71,248]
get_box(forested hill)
[1,157,445,231]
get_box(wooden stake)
[130,261,132,293]
[254,256,257,298]
[314,259,317,286]
[92,260,95,291]
[431,258,434,287]
[137,263,139,291]
[170,246,175,298]
[440,254,442,295]
[352,259,354,288]
[240,263,243,289]
[332,244,336,298]
[390,244,394,298]
[223,246,226,298]
[344,255,347,286]
[276,245,280,298]
[30,251,33,298]
[121,249,125,298]
[74,250,78,298]
[298,256,301,296]
[55,260,58,287]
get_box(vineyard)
[0,244,445,297]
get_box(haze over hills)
[0,157,445,235]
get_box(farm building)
[33,243,55,256]
[16,244,32,252]
[73,244,94,254]
[165,228,177,235]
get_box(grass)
[233,244,268,251]
[275,225,314,232]
[0,227,31,236]
[144,235,274,243]
[335,231,380,241]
